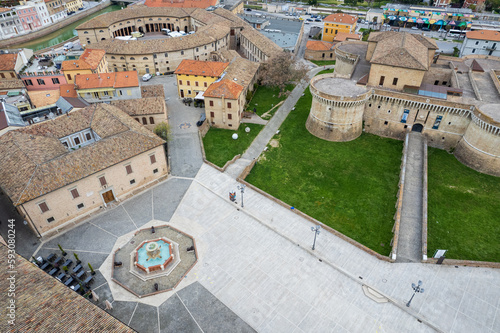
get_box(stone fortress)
[76,5,282,76]
[307,31,500,177]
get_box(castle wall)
[333,47,358,79]
[367,64,425,91]
[421,67,453,87]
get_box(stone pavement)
[397,132,425,263]
[182,164,500,333]
[225,66,333,179]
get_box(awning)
[458,21,467,26]
[399,17,408,22]
[7,91,21,96]
[408,17,416,23]
[416,18,424,24]
[388,15,396,20]
[449,20,456,25]
[435,20,445,25]
[194,91,204,100]
[429,19,436,24]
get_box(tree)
[153,122,171,142]
[308,0,318,6]
[344,0,358,6]
[258,52,307,96]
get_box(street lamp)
[237,184,246,208]
[406,280,424,307]
[311,225,320,250]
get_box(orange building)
[61,49,108,84]
[322,13,357,43]
[144,0,218,8]
[174,59,228,98]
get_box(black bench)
[47,253,57,262]
[62,259,73,268]
[64,277,75,286]
[56,272,66,282]
[76,270,85,279]
[53,257,64,266]
[83,275,93,286]
[48,268,59,276]
[73,264,83,273]
[40,262,52,271]
[71,284,81,293]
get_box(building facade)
[74,71,141,103]
[64,0,82,13]
[174,59,228,98]
[0,7,25,39]
[44,0,66,23]
[322,13,356,43]
[61,48,108,83]
[16,4,42,31]
[460,30,500,57]
[304,40,336,61]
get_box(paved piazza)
[34,164,500,332]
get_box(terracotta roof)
[28,89,60,108]
[0,53,17,71]
[75,71,138,90]
[204,79,243,99]
[141,84,165,98]
[0,79,25,90]
[334,32,362,42]
[59,83,78,97]
[0,244,135,333]
[466,29,500,42]
[0,8,11,13]
[369,32,434,71]
[211,49,240,62]
[144,0,217,8]
[0,104,165,205]
[223,57,260,91]
[471,59,484,72]
[61,49,105,71]
[240,26,283,58]
[174,59,228,77]
[306,40,335,51]
[110,97,167,116]
[324,13,357,25]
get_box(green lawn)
[247,84,295,119]
[316,68,334,76]
[310,60,336,66]
[203,123,264,168]
[427,148,500,262]
[245,89,402,255]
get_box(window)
[187,81,190,86]
[204,82,207,87]
[401,109,410,123]
[24,79,33,86]
[130,179,136,185]
[38,202,49,213]
[472,49,476,54]
[475,41,479,45]
[142,117,147,125]
[149,117,155,124]
[135,118,140,122]
[164,53,168,57]
[130,57,135,60]
[153,168,158,174]
[143,57,148,60]
[432,115,443,129]
[77,203,84,209]
[209,100,214,107]
[227,102,231,108]
[51,77,60,84]
[210,111,215,117]
[392,78,398,86]
[67,74,72,80]
[37,78,45,85]
[379,76,385,86]
[179,80,182,85]
[99,176,107,186]
[70,188,79,199]
[85,133,91,140]
[150,154,157,164]
[181,51,184,55]
[73,137,80,145]
[125,165,133,174]
[195,81,198,86]
[47,217,55,223]
[228,113,232,120]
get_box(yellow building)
[174,59,229,99]
[61,48,108,84]
[322,13,357,42]
[64,0,83,13]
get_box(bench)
[73,264,83,273]
[56,272,66,282]
[40,262,52,271]
[53,257,64,266]
[83,276,93,286]
[62,259,73,268]
[70,284,81,293]
[47,253,57,262]
[76,270,85,279]
[64,277,74,286]
[48,268,59,276]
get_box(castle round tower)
[454,104,500,177]
[306,74,370,142]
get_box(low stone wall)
[468,69,482,101]
[390,132,409,261]
[449,61,461,89]
[489,69,500,95]
[198,129,241,173]
[0,1,111,48]
[421,138,428,261]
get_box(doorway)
[412,123,424,132]
[101,189,115,205]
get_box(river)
[10,4,122,51]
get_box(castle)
[306,31,500,177]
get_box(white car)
[411,26,419,30]
[142,73,152,82]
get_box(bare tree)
[258,52,308,96]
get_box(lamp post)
[237,184,246,208]
[311,225,320,250]
[406,280,424,307]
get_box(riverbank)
[0,0,113,49]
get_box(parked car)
[438,28,446,33]
[411,26,419,30]
[307,18,313,22]
[315,18,322,22]
[422,27,430,31]
[142,73,152,82]
[196,113,206,126]
[245,8,252,11]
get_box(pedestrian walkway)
[225,66,333,178]
[397,131,425,263]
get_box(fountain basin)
[134,238,173,273]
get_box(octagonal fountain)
[134,238,173,274]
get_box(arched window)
[84,31,88,34]
[130,57,135,60]
[180,51,184,55]
[149,117,155,124]
[135,118,140,122]
[120,56,125,60]
[143,57,148,60]
[99,30,104,32]
[142,117,147,125]
[111,56,116,59]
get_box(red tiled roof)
[62,49,106,71]
[324,13,357,25]
[306,40,335,51]
[59,84,78,97]
[204,79,243,99]
[174,59,229,77]
[0,53,17,71]
[75,71,138,89]
[334,32,362,42]
[144,0,218,8]
[466,30,500,42]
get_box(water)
[10,5,122,51]
[137,240,171,268]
